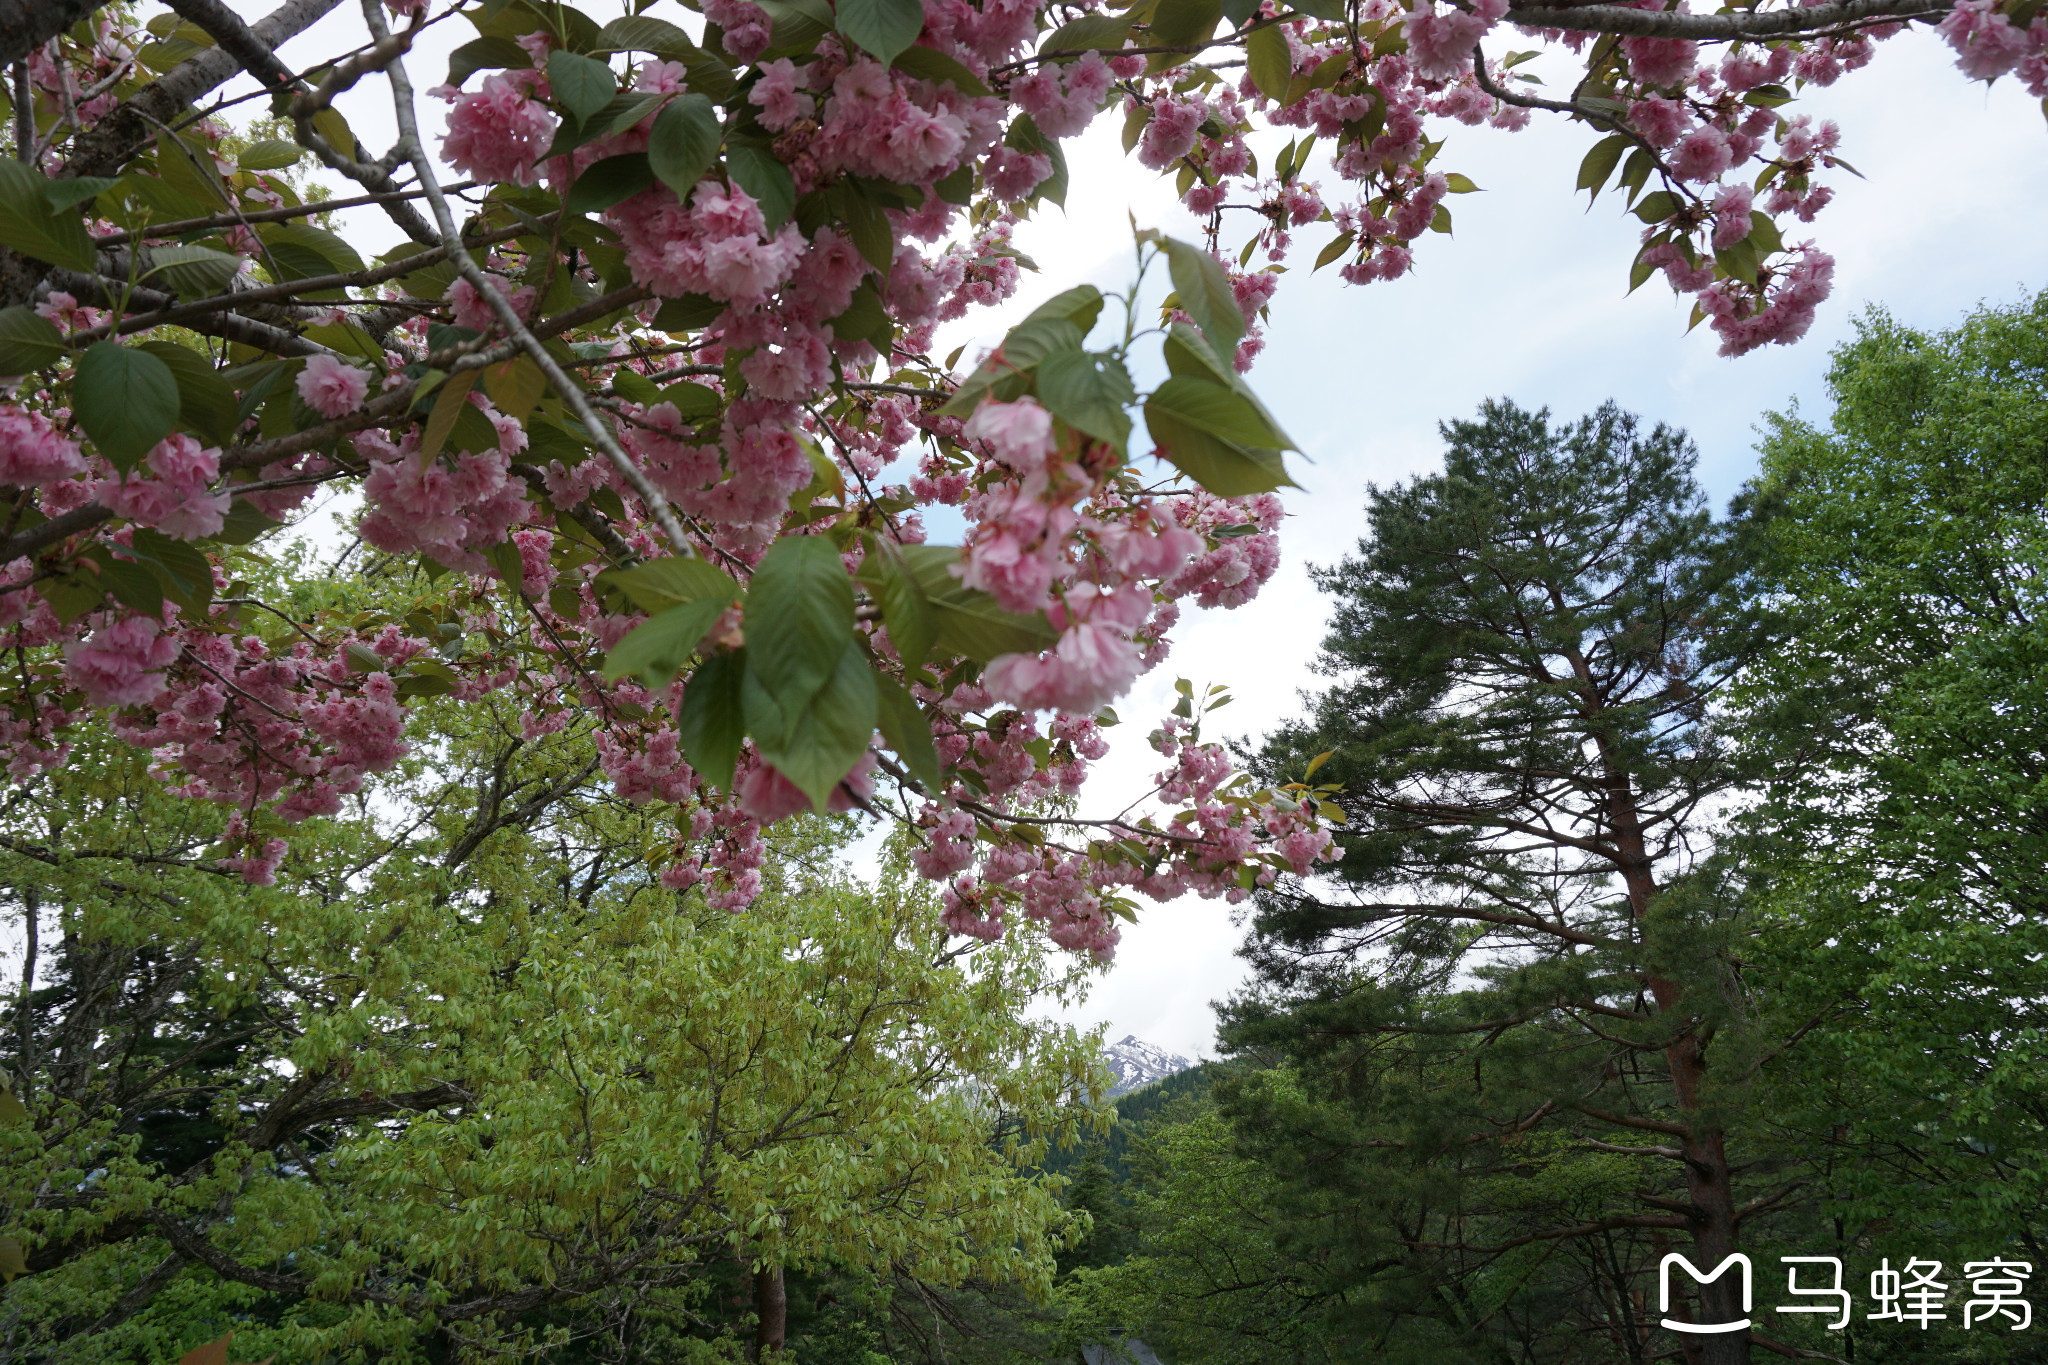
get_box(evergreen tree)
[1225,400,1782,1363]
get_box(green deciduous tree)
[1735,291,2048,1271]
[0,553,1105,1363]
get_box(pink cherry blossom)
[442,74,557,187]
[296,354,370,419]
[64,614,181,707]
[0,406,82,487]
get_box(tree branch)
[1507,0,1946,40]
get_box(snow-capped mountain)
[1100,1035,1194,1096]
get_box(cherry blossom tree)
[0,0,2035,958]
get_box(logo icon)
[1660,1253,1753,1335]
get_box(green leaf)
[652,293,725,332]
[1002,114,1068,207]
[661,379,723,419]
[600,555,740,614]
[938,315,1086,416]
[604,597,729,686]
[751,639,878,813]
[75,342,180,473]
[827,281,893,355]
[143,243,240,299]
[613,368,662,406]
[648,94,721,200]
[1632,189,1677,224]
[1039,12,1132,52]
[237,139,304,171]
[0,160,94,270]
[0,307,66,377]
[1148,0,1224,61]
[892,45,991,95]
[447,35,530,86]
[1161,236,1244,355]
[1023,285,1105,336]
[1246,25,1292,102]
[1577,133,1628,202]
[933,163,974,205]
[136,341,237,445]
[84,554,163,617]
[0,1083,25,1126]
[213,499,282,546]
[727,146,795,231]
[1313,229,1356,272]
[548,50,619,125]
[42,176,116,211]
[420,371,476,459]
[678,649,749,791]
[856,538,937,669]
[839,179,895,275]
[896,545,1059,661]
[875,671,941,789]
[1444,172,1480,193]
[837,0,925,64]
[565,153,655,214]
[257,222,365,291]
[1145,376,1298,497]
[744,535,855,733]
[128,527,214,610]
[593,15,702,58]
[1148,374,1290,448]
[1035,350,1134,450]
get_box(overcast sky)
[239,4,2048,1060]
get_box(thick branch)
[1507,0,1946,39]
[0,0,109,71]
[162,0,299,91]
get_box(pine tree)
[1224,400,1785,1364]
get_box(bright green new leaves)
[75,342,180,472]
[838,0,925,64]
[1037,349,1135,450]
[0,159,95,271]
[0,307,65,376]
[649,94,722,199]
[1162,237,1245,355]
[547,50,619,125]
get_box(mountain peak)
[1100,1035,1193,1097]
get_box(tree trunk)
[751,1265,786,1360]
